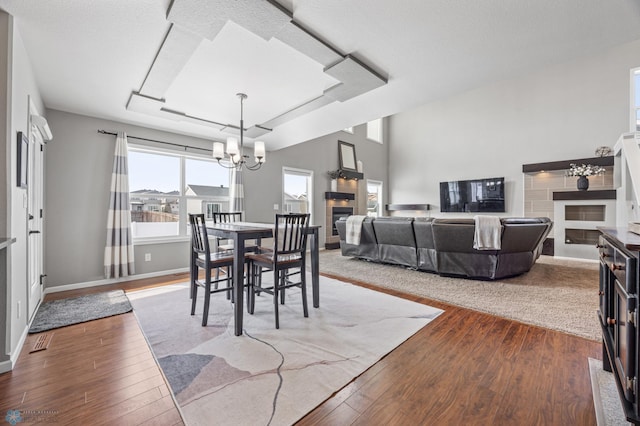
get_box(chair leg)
[191,281,198,315]
[280,270,286,305]
[273,269,280,329]
[225,266,231,300]
[202,268,211,326]
[247,263,254,315]
[301,271,309,318]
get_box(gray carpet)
[29,289,132,333]
[319,251,600,340]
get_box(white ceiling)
[1,0,640,151]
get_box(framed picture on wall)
[17,131,28,188]
[338,140,357,171]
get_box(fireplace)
[331,207,353,236]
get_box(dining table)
[206,221,321,336]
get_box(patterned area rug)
[29,289,132,333]
[129,276,443,426]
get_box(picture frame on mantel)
[338,140,357,171]
[17,131,28,188]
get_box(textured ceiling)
[1,0,640,150]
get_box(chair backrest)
[213,212,242,224]
[189,213,210,255]
[274,213,310,257]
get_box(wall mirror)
[338,140,357,171]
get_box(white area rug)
[129,276,443,426]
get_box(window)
[366,118,383,143]
[283,167,313,221]
[205,202,222,219]
[633,68,640,132]
[366,180,383,217]
[128,146,230,239]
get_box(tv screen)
[439,177,505,213]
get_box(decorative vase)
[330,179,338,192]
[577,175,589,191]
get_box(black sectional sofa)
[335,216,552,280]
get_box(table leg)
[310,228,320,308]
[233,235,245,336]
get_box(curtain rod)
[97,129,211,153]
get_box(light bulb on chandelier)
[212,93,266,171]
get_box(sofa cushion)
[372,217,417,267]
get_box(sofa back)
[372,217,417,267]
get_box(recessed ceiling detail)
[126,0,388,140]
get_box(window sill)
[133,236,191,246]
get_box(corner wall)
[388,38,640,217]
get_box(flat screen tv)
[439,177,505,213]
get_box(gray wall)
[388,38,640,216]
[243,124,388,224]
[44,110,388,288]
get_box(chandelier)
[212,93,266,171]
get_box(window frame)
[128,144,231,244]
[282,166,314,223]
[366,179,383,218]
[632,68,640,132]
[366,118,384,143]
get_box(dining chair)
[247,213,310,329]
[212,212,243,253]
[189,213,238,326]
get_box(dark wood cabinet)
[598,228,640,423]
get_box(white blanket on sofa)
[346,215,367,245]
[473,215,502,250]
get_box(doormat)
[29,290,132,334]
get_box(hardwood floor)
[0,272,601,425]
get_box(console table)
[598,227,640,424]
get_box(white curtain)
[230,167,245,214]
[104,132,135,279]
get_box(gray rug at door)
[29,289,132,334]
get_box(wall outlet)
[17,301,21,319]
[145,253,151,262]
[273,204,279,211]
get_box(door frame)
[26,99,46,321]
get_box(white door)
[27,123,45,320]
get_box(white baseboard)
[0,325,30,373]
[44,267,190,295]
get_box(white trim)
[632,68,640,133]
[282,166,314,223]
[44,267,190,294]
[133,235,190,246]
[0,325,30,373]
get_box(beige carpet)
[129,276,443,426]
[319,251,600,340]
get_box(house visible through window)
[283,167,313,221]
[128,146,231,239]
[366,180,383,217]
[205,202,222,219]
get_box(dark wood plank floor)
[0,271,601,425]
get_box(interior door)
[27,123,44,320]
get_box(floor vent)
[30,333,53,353]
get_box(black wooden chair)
[212,212,243,253]
[247,213,310,329]
[189,213,238,326]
